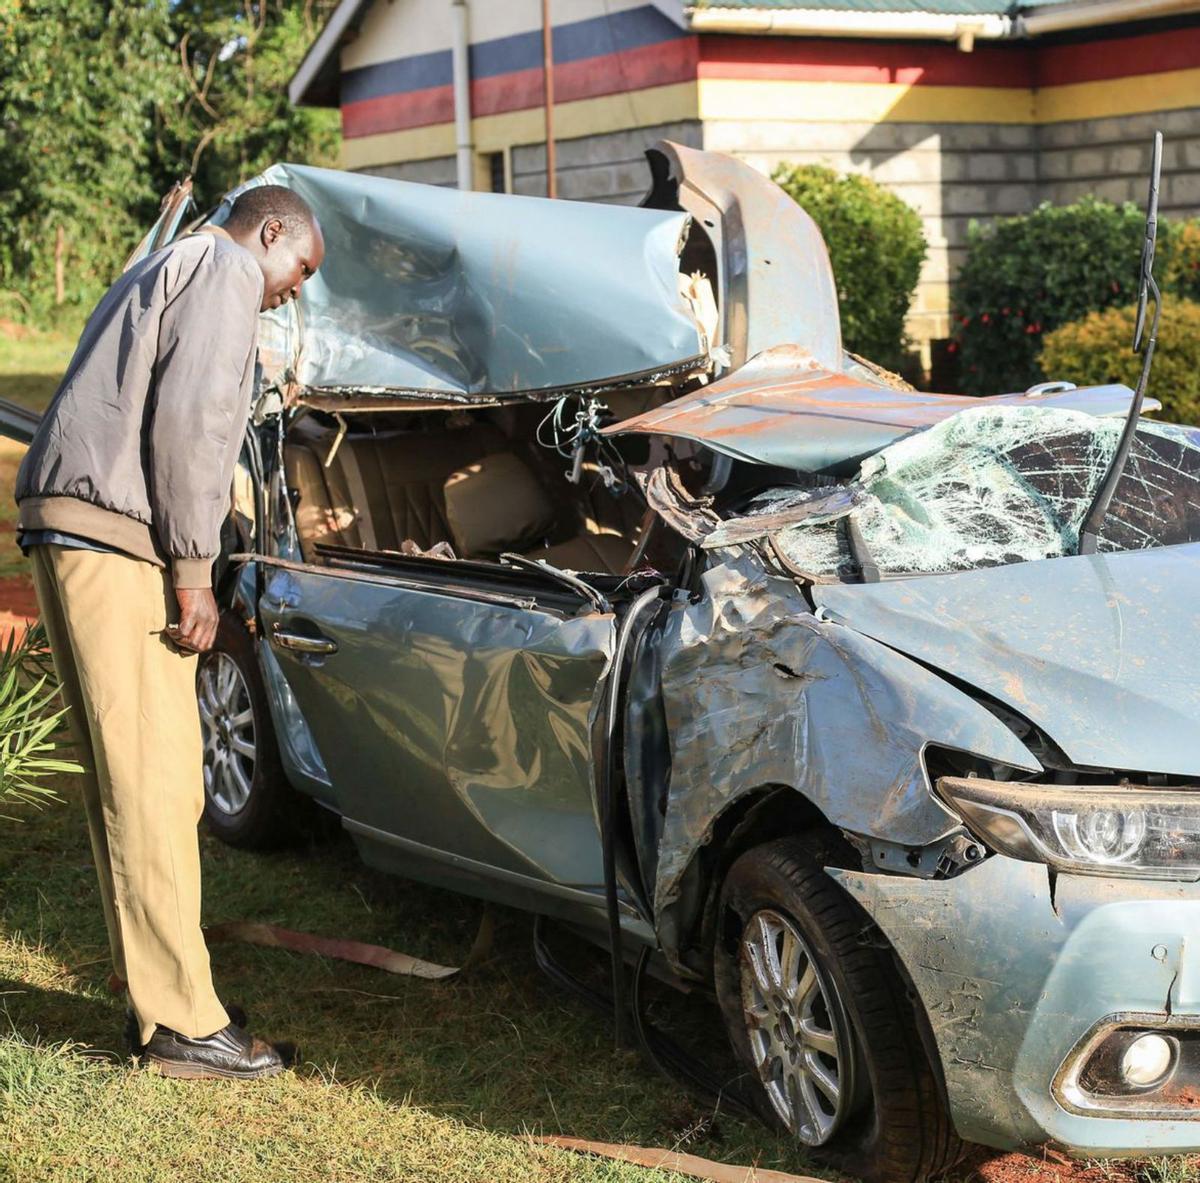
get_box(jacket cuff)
[173,557,214,589]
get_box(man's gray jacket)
[16,228,263,588]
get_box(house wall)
[337,1,698,174]
[510,120,703,203]
[694,23,1200,360]
[322,1,1200,368]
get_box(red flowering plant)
[952,197,1145,395]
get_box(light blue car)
[8,142,1198,1182]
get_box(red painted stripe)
[697,26,1200,89]
[1033,25,1200,86]
[343,36,699,139]
[342,22,1200,140]
[342,85,454,138]
[698,34,1033,88]
[472,36,698,116]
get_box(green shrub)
[1039,298,1200,425]
[1164,218,1200,303]
[952,198,1146,395]
[772,163,927,370]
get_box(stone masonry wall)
[1038,108,1200,216]
[701,117,1040,358]
[358,155,459,187]
[510,120,704,204]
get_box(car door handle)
[270,622,338,655]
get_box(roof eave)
[289,0,368,108]
[683,0,1200,40]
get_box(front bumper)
[830,855,1200,1154]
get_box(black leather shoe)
[124,1002,248,1056]
[141,1022,293,1080]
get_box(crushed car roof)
[218,163,708,402]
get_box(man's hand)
[173,587,219,653]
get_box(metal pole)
[451,0,473,191]
[542,0,556,198]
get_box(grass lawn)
[2,785,753,1183]
[0,326,74,413]
[1,333,1198,1183]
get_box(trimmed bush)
[952,198,1145,395]
[1165,218,1200,303]
[1039,298,1200,426]
[772,163,927,371]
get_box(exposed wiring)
[536,394,627,491]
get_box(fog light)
[1120,1034,1174,1088]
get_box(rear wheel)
[198,614,296,848]
[715,833,963,1183]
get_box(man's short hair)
[225,184,317,238]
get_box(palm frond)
[0,623,82,811]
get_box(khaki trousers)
[30,544,228,1047]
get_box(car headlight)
[937,776,1200,879]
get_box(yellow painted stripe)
[1035,67,1200,124]
[340,81,699,170]
[340,69,1200,171]
[341,124,456,170]
[698,77,1036,125]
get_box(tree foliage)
[0,0,176,324]
[155,1,339,205]
[772,163,927,370]
[0,1,339,328]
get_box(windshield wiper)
[1078,131,1163,555]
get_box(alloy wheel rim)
[739,908,855,1146]
[198,653,256,816]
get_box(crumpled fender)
[651,555,1039,960]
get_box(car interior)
[281,391,690,579]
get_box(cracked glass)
[757,406,1200,578]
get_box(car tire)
[714,833,963,1183]
[197,613,297,849]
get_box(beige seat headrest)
[444,451,557,557]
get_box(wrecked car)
[7,143,1200,1181]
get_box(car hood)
[813,543,1200,776]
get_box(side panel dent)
[653,558,1039,926]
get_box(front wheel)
[197,613,297,848]
[714,833,963,1183]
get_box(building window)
[487,151,506,194]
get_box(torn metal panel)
[651,555,1039,945]
[218,163,707,400]
[606,344,1156,474]
[833,856,1200,1152]
[649,143,843,372]
[816,538,1200,776]
[774,407,1200,578]
[701,485,866,548]
[636,464,721,545]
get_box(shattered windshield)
[716,406,1200,579]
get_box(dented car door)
[257,556,615,892]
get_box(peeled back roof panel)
[226,163,706,401]
[604,343,1149,473]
